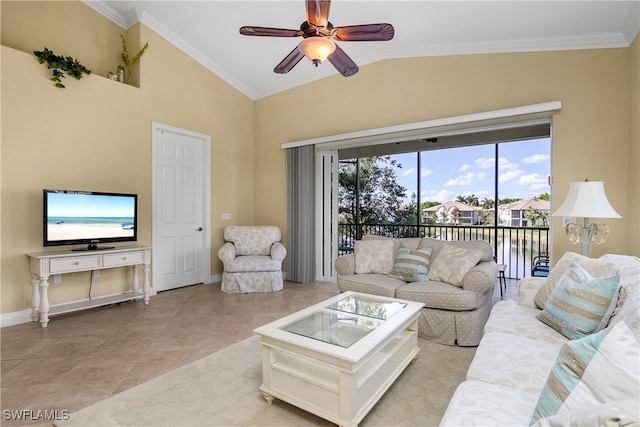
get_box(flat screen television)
[43,189,138,251]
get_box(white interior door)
[152,123,211,293]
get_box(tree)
[339,156,409,224]
[537,192,550,201]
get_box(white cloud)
[498,169,524,183]
[421,168,433,178]
[444,172,485,187]
[402,167,417,177]
[422,189,455,203]
[518,173,549,190]
[474,157,495,168]
[522,153,550,164]
[458,164,471,172]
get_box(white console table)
[27,245,151,328]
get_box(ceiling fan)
[239,0,394,77]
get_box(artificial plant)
[33,48,92,88]
[120,34,149,84]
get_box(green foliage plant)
[33,48,91,88]
[120,34,149,84]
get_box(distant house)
[422,201,483,225]
[498,197,550,226]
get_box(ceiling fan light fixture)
[298,37,335,66]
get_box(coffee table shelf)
[254,291,423,427]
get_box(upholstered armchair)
[218,225,287,293]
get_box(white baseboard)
[2,277,223,328]
[1,309,36,328]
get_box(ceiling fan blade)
[274,47,305,74]
[328,44,359,77]
[239,26,303,37]
[333,24,395,41]
[306,0,330,28]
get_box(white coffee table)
[253,291,424,427]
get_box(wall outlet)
[53,274,62,285]
[93,270,100,279]
[221,213,232,220]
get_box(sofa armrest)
[335,253,356,276]
[518,277,547,308]
[461,261,498,293]
[218,242,237,262]
[270,242,287,262]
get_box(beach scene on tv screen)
[46,193,135,241]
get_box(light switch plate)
[221,213,232,220]
[563,216,576,227]
[53,274,62,285]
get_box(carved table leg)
[39,276,50,328]
[31,275,40,322]
[262,392,274,404]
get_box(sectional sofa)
[440,252,640,426]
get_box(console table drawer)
[50,256,101,273]
[103,251,144,267]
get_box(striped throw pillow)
[388,247,433,282]
[530,321,640,424]
[536,262,621,340]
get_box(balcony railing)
[338,223,549,279]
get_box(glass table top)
[281,312,379,348]
[326,294,406,320]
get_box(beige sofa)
[335,235,498,346]
[440,253,640,426]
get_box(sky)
[47,192,136,217]
[391,137,550,204]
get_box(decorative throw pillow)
[354,239,395,274]
[388,247,433,282]
[536,263,621,340]
[534,252,617,309]
[530,321,640,424]
[427,244,483,287]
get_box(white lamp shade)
[552,181,621,218]
[298,37,336,63]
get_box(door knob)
[197,227,203,231]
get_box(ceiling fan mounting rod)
[301,21,334,38]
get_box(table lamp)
[552,180,621,257]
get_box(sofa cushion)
[601,254,640,341]
[428,244,483,287]
[354,239,395,274]
[532,397,639,427]
[530,321,640,424]
[440,380,539,427]
[536,263,621,340]
[396,281,481,311]
[419,237,494,262]
[484,301,568,345]
[388,247,433,282]
[534,252,618,309]
[336,274,403,298]
[466,332,564,395]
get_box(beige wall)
[1,2,254,314]
[255,45,638,264]
[2,2,638,317]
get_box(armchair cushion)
[223,225,282,256]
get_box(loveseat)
[440,252,640,426]
[335,234,498,346]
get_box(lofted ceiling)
[86,1,639,100]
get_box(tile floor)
[0,278,517,426]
